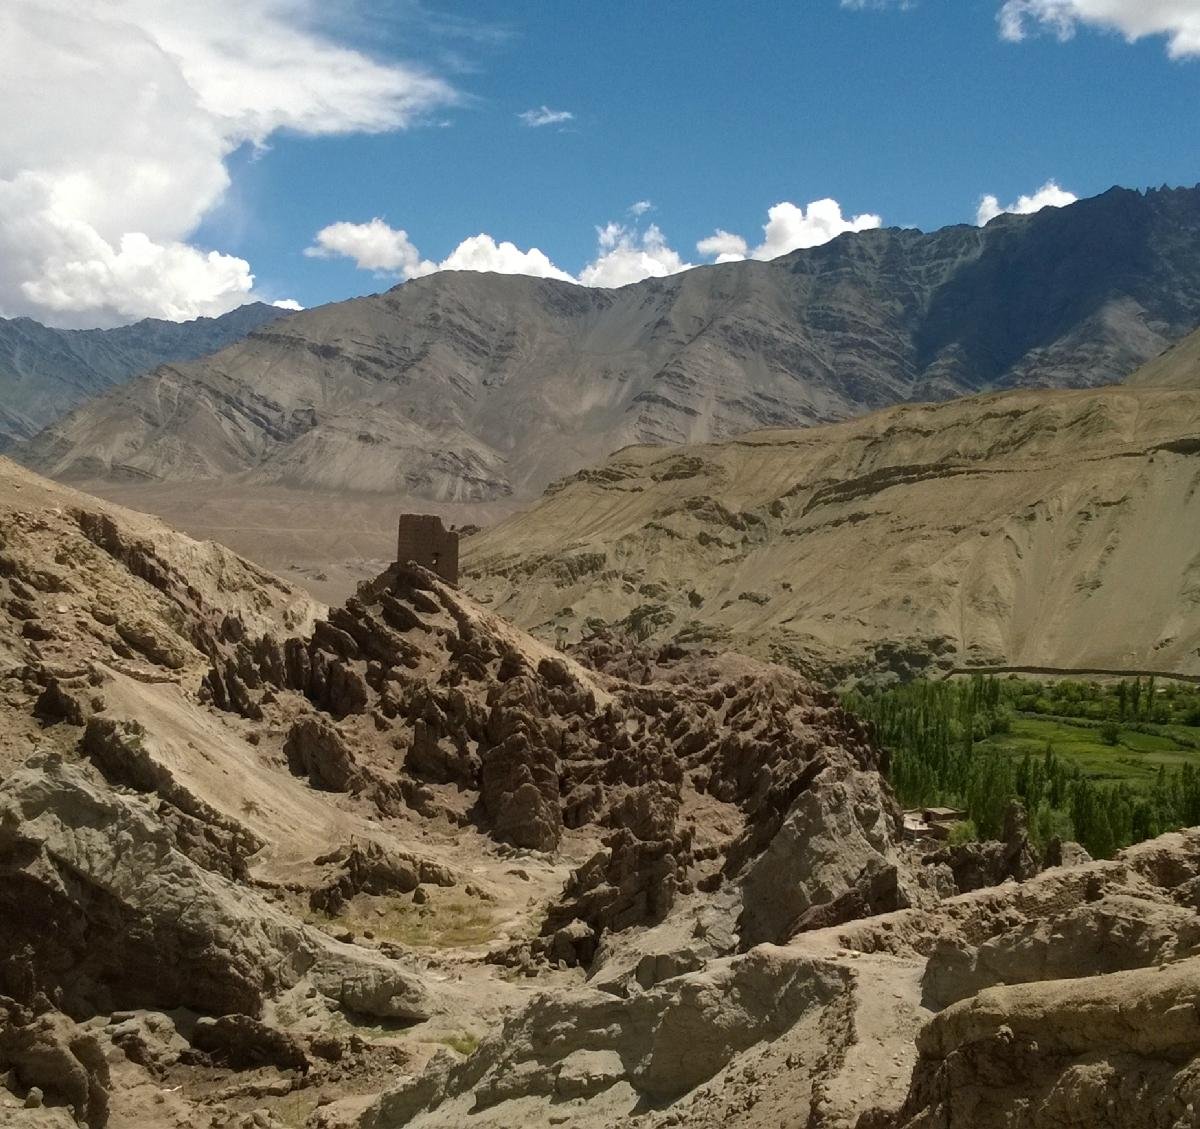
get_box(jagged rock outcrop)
[350,946,851,1128]
[0,998,109,1128]
[190,1013,309,1074]
[206,565,904,962]
[0,458,319,730]
[920,892,1200,1010]
[334,827,1200,1129]
[284,716,364,792]
[310,842,456,914]
[874,959,1200,1129]
[738,767,904,946]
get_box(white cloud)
[18,229,256,322]
[577,223,692,288]
[975,179,1078,225]
[305,218,435,276]
[312,200,890,292]
[696,198,884,264]
[999,0,1200,57]
[695,229,749,264]
[629,200,654,217]
[307,217,690,289]
[517,105,574,127]
[272,298,304,311]
[305,220,572,282]
[757,200,883,257]
[0,1,456,326]
[435,234,575,281]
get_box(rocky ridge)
[0,456,913,1126]
[203,563,909,965]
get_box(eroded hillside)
[463,375,1200,681]
[0,457,903,1125]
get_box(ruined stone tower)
[396,514,459,584]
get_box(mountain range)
[16,185,1200,509]
[0,301,288,449]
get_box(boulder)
[191,1014,308,1073]
[882,958,1200,1129]
[737,767,904,947]
[285,717,362,792]
[0,998,109,1128]
[310,842,455,914]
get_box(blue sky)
[4,0,1199,325]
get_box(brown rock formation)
[206,566,902,961]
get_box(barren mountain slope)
[0,302,288,449]
[463,379,1200,680]
[1129,320,1200,389]
[17,186,1200,512]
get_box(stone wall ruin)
[396,514,459,584]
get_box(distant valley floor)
[74,479,508,606]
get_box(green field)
[975,715,1200,786]
[845,675,1200,858]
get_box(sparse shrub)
[947,820,977,846]
[439,1031,479,1056]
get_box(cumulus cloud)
[695,229,749,264]
[305,218,434,276]
[312,200,890,291]
[629,200,654,217]
[757,200,883,257]
[272,298,304,311]
[306,220,573,282]
[998,0,1200,57]
[18,229,257,322]
[0,0,456,326]
[577,223,692,288]
[307,217,691,289]
[975,179,1078,225]
[695,198,884,264]
[517,105,574,127]
[435,234,575,280]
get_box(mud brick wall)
[396,514,459,584]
